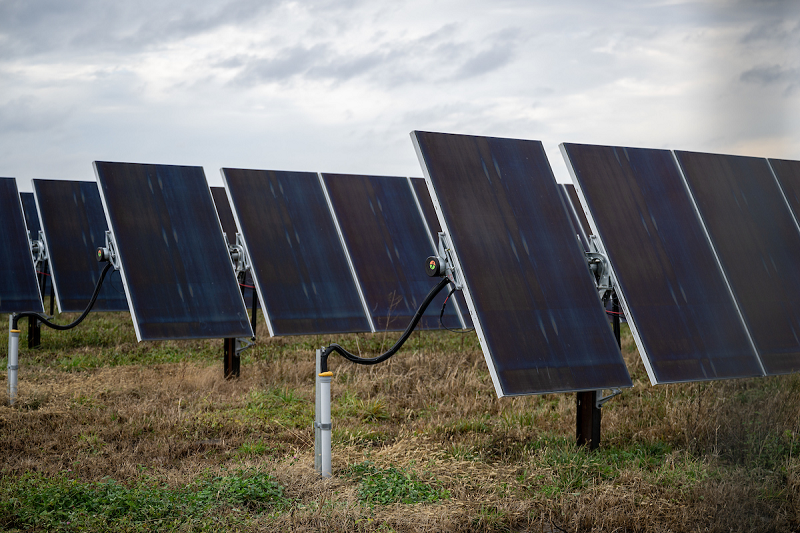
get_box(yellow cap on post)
[318,371,333,377]
[10,330,20,334]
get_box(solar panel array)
[562,144,763,384]
[321,173,463,331]
[221,168,372,336]
[676,152,800,375]
[0,178,44,313]
[412,131,632,397]
[33,179,128,313]
[94,162,252,341]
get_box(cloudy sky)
[1,0,798,191]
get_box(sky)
[1,0,798,191]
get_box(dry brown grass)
[1,313,799,531]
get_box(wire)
[439,285,475,333]
[605,310,624,316]
[239,283,256,289]
[12,262,113,330]
[321,277,450,371]
[36,271,51,276]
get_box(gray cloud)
[0,0,282,59]
[226,23,523,88]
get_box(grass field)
[1,304,799,532]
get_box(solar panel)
[221,168,371,336]
[561,144,763,383]
[675,151,800,375]
[412,131,631,397]
[210,187,239,243]
[320,173,463,331]
[559,184,592,251]
[210,186,259,310]
[94,162,252,341]
[408,177,473,329]
[32,179,129,313]
[0,178,44,313]
[19,192,41,239]
[769,158,800,223]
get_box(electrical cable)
[12,262,113,330]
[320,276,450,371]
[439,285,475,333]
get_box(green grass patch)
[0,469,287,531]
[344,461,450,505]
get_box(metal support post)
[319,370,333,478]
[315,349,322,473]
[223,337,240,378]
[8,318,20,406]
[612,292,621,345]
[576,391,601,449]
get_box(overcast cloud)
[1,0,798,190]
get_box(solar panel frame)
[320,173,464,331]
[407,177,471,329]
[675,151,800,375]
[561,143,764,384]
[94,162,253,341]
[0,178,44,313]
[32,179,129,313]
[221,168,373,336]
[412,131,631,397]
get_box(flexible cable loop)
[321,276,451,372]
[12,262,114,331]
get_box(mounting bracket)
[427,232,464,289]
[596,388,622,409]
[228,233,251,275]
[96,230,121,270]
[29,230,48,268]
[586,235,613,301]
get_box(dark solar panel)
[0,178,44,313]
[20,192,41,239]
[408,177,473,329]
[676,151,800,375]
[210,186,259,310]
[769,159,800,223]
[94,162,252,341]
[559,184,592,251]
[412,131,631,397]
[321,173,462,331]
[562,144,763,383]
[210,187,239,242]
[221,168,371,336]
[32,179,129,313]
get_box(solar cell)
[562,144,763,383]
[32,179,129,313]
[94,162,252,341]
[408,177,473,329]
[210,186,259,310]
[412,131,631,397]
[20,192,41,239]
[0,178,44,313]
[221,168,371,336]
[321,173,462,331]
[675,151,800,375]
